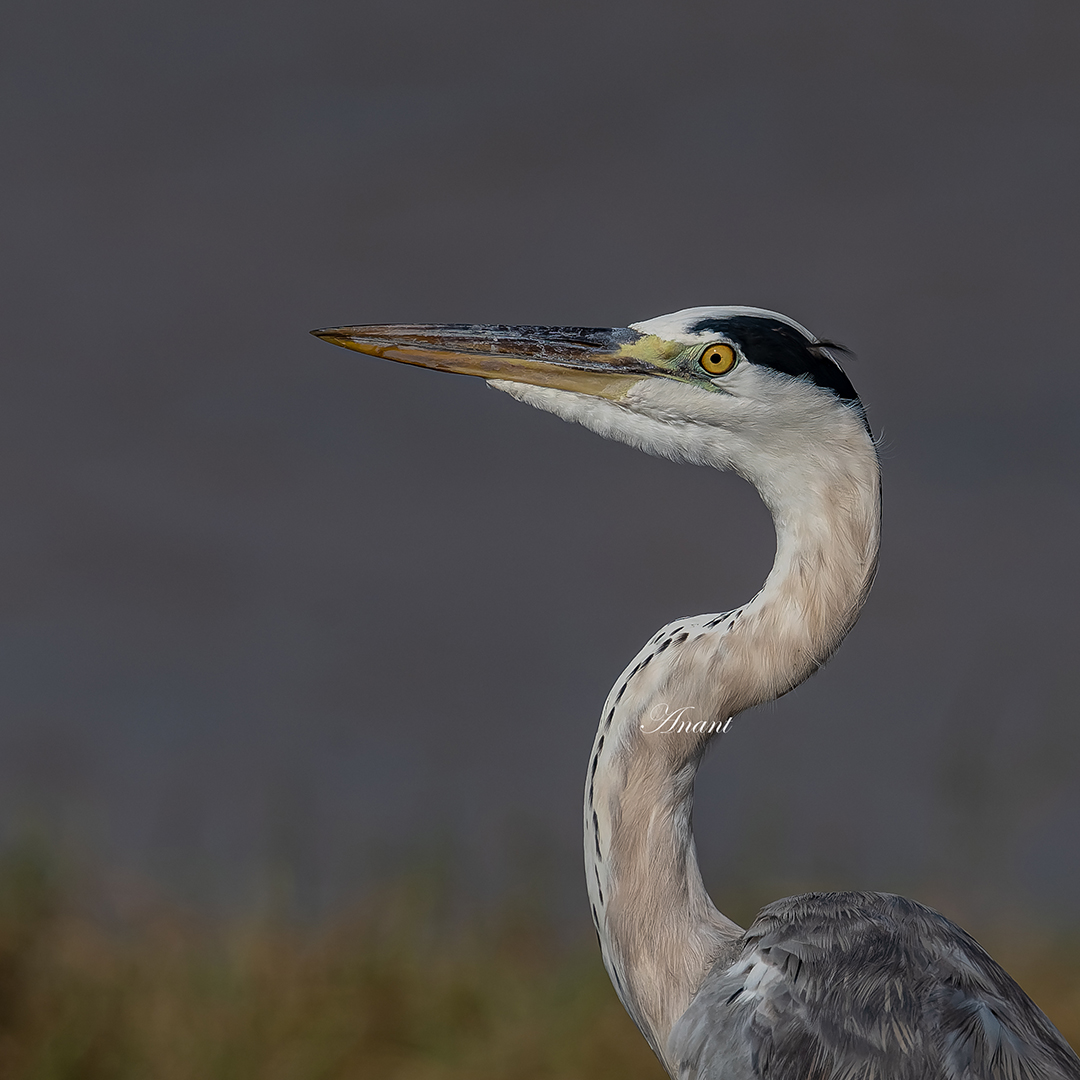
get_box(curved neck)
[584,434,880,1071]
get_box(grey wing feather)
[668,892,1080,1080]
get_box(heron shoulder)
[668,891,1080,1080]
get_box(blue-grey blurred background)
[2,0,1078,931]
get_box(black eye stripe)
[689,316,861,406]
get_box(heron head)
[312,307,870,473]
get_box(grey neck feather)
[583,429,880,1072]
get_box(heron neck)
[584,435,880,1069]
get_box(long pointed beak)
[311,323,676,400]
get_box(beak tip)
[311,327,348,345]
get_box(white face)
[488,307,872,508]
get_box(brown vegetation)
[0,851,1075,1080]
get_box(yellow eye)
[699,343,737,376]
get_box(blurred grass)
[0,847,664,1080]
[0,848,1076,1080]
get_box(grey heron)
[314,308,1080,1079]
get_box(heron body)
[314,308,1080,1079]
